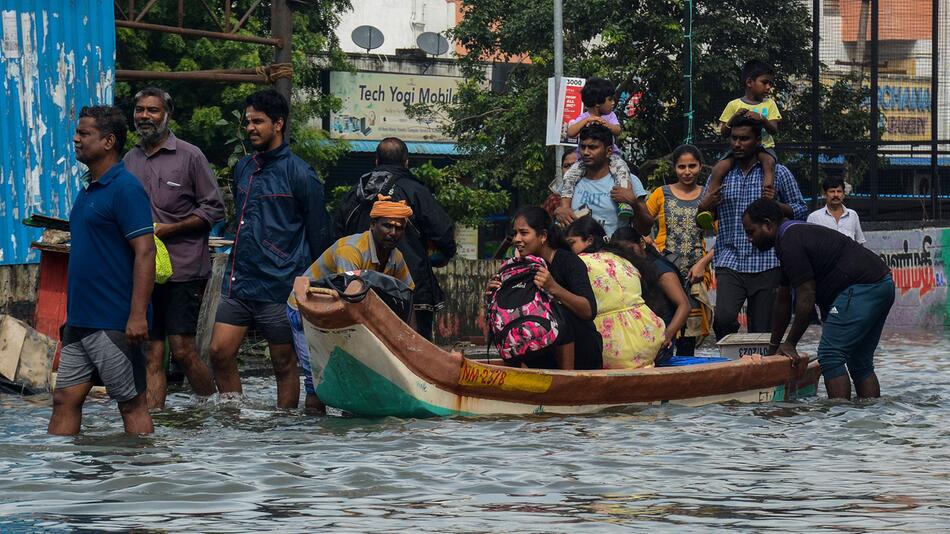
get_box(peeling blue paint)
[0,0,114,265]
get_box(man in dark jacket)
[333,137,456,340]
[209,89,331,409]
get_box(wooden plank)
[0,315,26,381]
[196,254,228,365]
[16,324,55,390]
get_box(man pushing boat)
[288,195,416,413]
[742,198,895,400]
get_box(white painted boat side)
[303,322,791,416]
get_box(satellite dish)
[416,32,450,56]
[352,25,384,52]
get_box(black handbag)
[312,270,414,321]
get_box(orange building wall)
[453,1,531,63]
[840,0,932,41]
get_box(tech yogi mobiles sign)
[329,71,463,142]
[546,76,586,146]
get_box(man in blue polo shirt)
[48,106,157,435]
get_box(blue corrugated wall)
[0,0,114,265]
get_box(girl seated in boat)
[609,226,692,364]
[564,217,667,369]
[485,207,603,370]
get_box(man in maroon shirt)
[124,87,225,409]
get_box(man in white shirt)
[807,176,866,244]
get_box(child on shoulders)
[697,60,781,229]
[559,77,634,218]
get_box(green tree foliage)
[426,0,864,204]
[412,162,510,227]
[783,73,872,187]
[115,1,351,178]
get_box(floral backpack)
[486,255,561,361]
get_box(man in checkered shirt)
[698,116,808,340]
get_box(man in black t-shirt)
[742,199,894,400]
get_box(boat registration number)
[458,359,553,393]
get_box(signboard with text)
[821,73,933,142]
[328,71,464,142]
[879,75,932,142]
[546,76,587,145]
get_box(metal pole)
[811,0,821,210]
[553,0,564,186]
[116,69,269,83]
[683,0,693,143]
[271,0,293,103]
[115,19,283,47]
[931,0,939,219]
[869,0,880,219]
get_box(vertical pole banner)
[546,76,586,146]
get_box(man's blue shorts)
[287,305,315,395]
[817,274,895,383]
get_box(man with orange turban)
[287,195,415,413]
[332,138,456,341]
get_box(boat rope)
[309,278,371,303]
[307,287,338,297]
[256,62,294,83]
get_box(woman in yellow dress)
[565,217,666,369]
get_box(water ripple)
[1,329,948,532]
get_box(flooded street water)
[1,329,948,532]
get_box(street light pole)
[553,0,564,185]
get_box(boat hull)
[294,277,822,418]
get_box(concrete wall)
[864,226,949,329]
[433,258,500,345]
[0,264,38,323]
[336,0,458,56]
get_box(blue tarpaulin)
[0,0,115,265]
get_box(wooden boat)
[293,277,822,418]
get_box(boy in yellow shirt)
[697,60,781,229]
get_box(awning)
[347,140,463,155]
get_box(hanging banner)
[546,76,586,146]
[456,225,479,260]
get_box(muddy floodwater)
[1,329,948,532]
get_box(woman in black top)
[486,207,603,370]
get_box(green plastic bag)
[154,234,173,284]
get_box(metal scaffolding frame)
[113,0,293,100]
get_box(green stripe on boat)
[315,347,468,418]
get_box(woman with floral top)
[565,217,665,369]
